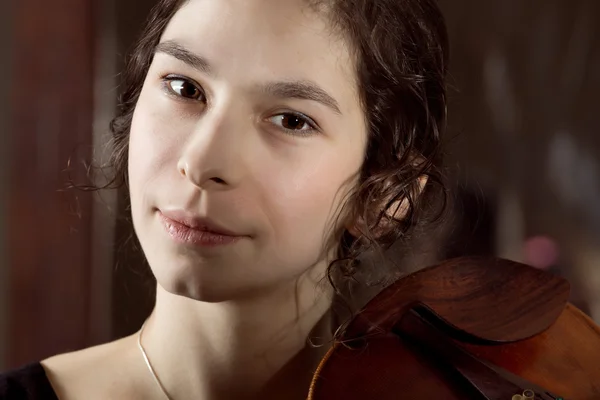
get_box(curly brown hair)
[105,0,448,317]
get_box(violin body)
[308,257,600,400]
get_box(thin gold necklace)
[138,320,173,400]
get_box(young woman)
[1,0,447,398]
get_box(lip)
[158,209,246,247]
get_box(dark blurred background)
[1,0,599,370]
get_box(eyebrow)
[155,40,213,75]
[154,40,343,116]
[260,81,342,116]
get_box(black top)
[0,363,58,400]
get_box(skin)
[42,0,369,399]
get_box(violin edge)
[341,256,570,342]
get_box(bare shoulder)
[41,334,155,400]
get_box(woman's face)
[128,0,368,301]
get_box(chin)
[158,276,239,303]
[160,280,233,303]
[150,257,276,304]
[150,259,237,302]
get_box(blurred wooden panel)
[6,0,95,367]
[0,0,14,371]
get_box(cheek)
[263,158,356,263]
[128,97,179,213]
[129,113,155,204]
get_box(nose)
[177,110,248,190]
[177,160,227,186]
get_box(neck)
[139,274,334,400]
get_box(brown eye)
[166,78,204,100]
[269,113,317,136]
[281,115,306,130]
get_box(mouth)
[157,209,246,247]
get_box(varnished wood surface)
[309,257,600,400]
[344,257,570,342]
[465,303,600,399]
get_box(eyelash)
[160,75,320,137]
[161,75,206,102]
[267,112,319,137]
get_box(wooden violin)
[308,257,600,399]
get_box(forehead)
[160,0,359,113]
